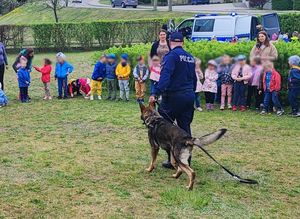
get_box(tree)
[249,0,270,9]
[0,0,27,15]
[153,0,157,11]
[168,0,172,11]
[44,0,66,23]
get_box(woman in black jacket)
[150,29,171,61]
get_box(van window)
[194,19,215,32]
[178,19,194,30]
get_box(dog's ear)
[149,101,156,109]
[139,102,146,113]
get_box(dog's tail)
[193,129,227,147]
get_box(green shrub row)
[294,0,300,10]
[272,0,293,10]
[1,13,300,50]
[95,40,300,104]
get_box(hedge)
[272,0,293,10]
[95,40,300,104]
[1,13,300,50]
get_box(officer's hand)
[149,95,156,103]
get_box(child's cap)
[137,55,144,62]
[208,60,217,67]
[288,55,300,66]
[121,53,129,61]
[237,55,247,61]
[108,53,116,60]
[56,52,66,59]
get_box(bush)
[272,0,293,10]
[96,40,300,104]
[279,13,300,33]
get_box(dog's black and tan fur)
[140,103,227,190]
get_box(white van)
[175,13,280,42]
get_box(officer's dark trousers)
[158,90,195,164]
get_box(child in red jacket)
[34,58,52,100]
[260,61,284,116]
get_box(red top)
[263,69,281,92]
[34,65,52,83]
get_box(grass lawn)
[0,51,299,218]
[0,3,192,25]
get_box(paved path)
[70,0,295,15]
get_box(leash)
[153,100,258,185]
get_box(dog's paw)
[146,167,154,172]
[186,185,193,191]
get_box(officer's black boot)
[162,150,174,169]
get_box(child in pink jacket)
[202,60,218,110]
[194,58,204,112]
[231,55,252,111]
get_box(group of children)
[0,51,299,117]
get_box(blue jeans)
[194,92,201,108]
[263,90,282,111]
[233,82,246,107]
[57,77,68,97]
[288,87,300,113]
[159,91,195,136]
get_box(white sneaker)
[228,104,232,109]
[220,105,225,110]
[48,96,52,100]
[98,96,102,100]
[277,110,284,116]
[90,95,94,100]
[196,107,203,112]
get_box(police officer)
[149,32,197,169]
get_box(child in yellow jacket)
[116,53,131,101]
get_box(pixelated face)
[159,31,167,41]
[20,59,27,68]
[258,33,266,43]
[208,64,216,70]
[57,57,64,64]
[223,56,231,65]
[238,60,246,66]
[152,59,160,66]
[107,58,113,63]
[100,56,107,63]
[138,59,144,65]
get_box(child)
[90,54,107,100]
[116,53,131,101]
[260,61,284,116]
[106,54,118,100]
[246,57,264,109]
[287,55,300,117]
[218,55,234,110]
[133,56,149,103]
[194,58,203,112]
[78,78,91,99]
[202,60,218,110]
[68,79,80,98]
[149,56,161,95]
[0,83,8,107]
[231,55,252,111]
[33,58,52,100]
[54,52,73,99]
[17,57,31,103]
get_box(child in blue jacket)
[288,55,300,117]
[0,82,8,107]
[106,54,117,100]
[55,52,73,99]
[18,57,31,103]
[90,54,107,100]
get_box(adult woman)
[250,31,278,62]
[150,29,171,61]
[12,48,34,73]
[0,42,8,90]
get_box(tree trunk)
[153,0,157,11]
[168,0,172,11]
[54,7,59,23]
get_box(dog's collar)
[144,116,162,128]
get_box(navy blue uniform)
[152,46,197,135]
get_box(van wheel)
[121,2,126,8]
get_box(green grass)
[0,3,193,25]
[0,51,300,218]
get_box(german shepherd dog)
[140,103,227,190]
